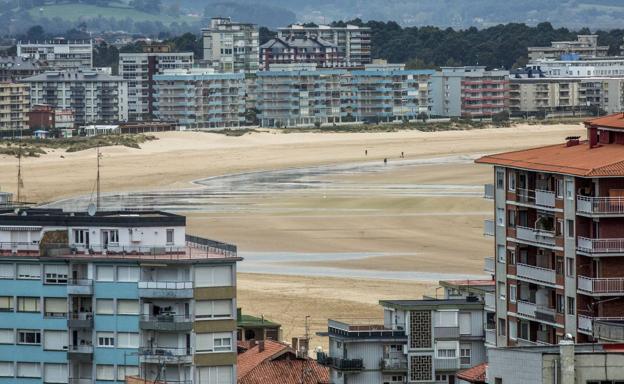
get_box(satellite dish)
[87,203,97,217]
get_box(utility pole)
[16,146,23,203]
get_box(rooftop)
[238,313,281,328]
[380,297,483,310]
[22,70,123,82]
[490,342,624,354]
[586,113,624,130]
[456,362,487,383]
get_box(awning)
[0,226,42,231]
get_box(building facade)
[509,78,583,117]
[260,37,343,70]
[201,17,259,73]
[118,52,194,122]
[0,57,43,83]
[277,24,372,67]
[23,70,128,125]
[528,35,609,61]
[0,208,241,383]
[0,82,29,133]
[477,114,624,348]
[17,40,93,70]
[153,69,246,129]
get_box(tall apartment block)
[478,113,624,347]
[0,208,241,383]
[277,24,372,67]
[153,69,245,129]
[0,82,30,133]
[260,36,344,70]
[23,70,128,126]
[201,17,259,73]
[528,35,609,61]
[431,67,510,118]
[17,40,93,70]
[317,295,487,384]
[508,77,582,117]
[119,51,194,122]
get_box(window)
[508,210,516,228]
[436,310,458,327]
[166,229,174,244]
[509,319,517,340]
[96,299,114,315]
[17,297,40,313]
[519,320,529,340]
[567,297,575,315]
[508,172,516,191]
[436,341,457,358]
[566,180,574,200]
[498,318,506,336]
[195,265,233,287]
[44,264,68,284]
[195,300,233,319]
[117,299,139,315]
[117,266,139,282]
[0,264,14,279]
[498,282,506,300]
[96,365,115,381]
[73,229,89,245]
[497,245,506,263]
[117,366,139,381]
[117,332,139,349]
[508,249,516,265]
[496,170,504,189]
[0,296,13,312]
[97,332,115,348]
[196,332,233,353]
[566,257,574,277]
[44,298,67,318]
[197,366,233,384]
[18,330,41,345]
[0,362,13,377]
[556,294,565,314]
[509,285,517,303]
[460,346,471,365]
[43,330,67,351]
[96,266,114,282]
[17,264,40,280]
[556,179,564,198]
[0,329,14,344]
[16,362,40,378]
[43,363,68,384]
[496,208,505,226]
[567,219,574,238]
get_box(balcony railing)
[140,314,193,331]
[578,276,624,295]
[484,219,495,236]
[139,347,193,363]
[516,226,556,247]
[484,257,495,274]
[578,314,594,333]
[535,189,556,208]
[485,328,496,345]
[434,326,460,339]
[317,352,364,371]
[578,237,624,254]
[577,196,624,215]
[517,300,556,322]
[485,292,495,311]
[434,357,460,371]
[67,279,93,295]
[380,358,408,371]
[517,300,537,317]
[484,184,494,199]
[516,263,557,285]
[327,319,406,339]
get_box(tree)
[417,112,428,123]
[25,25,45,41]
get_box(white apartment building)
[528,35,609,61]
[201,17,259,73]
[118,52,194,121]
[17,40,93,70]
[532,58,624,78]
[23,70,128,125]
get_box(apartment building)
[118,51,194,121]
[201,17,259,73]
[23,70,128,125]
[260,37,344,70]
[317,297,486,384]
[0,56,43,82]
[509,77,582,117]
[528,35,609,61]
[430,67,510,118]
[533,57,624,78]
[153,69,245,129]
[277,24,372,66]
[0,208,241,383]
[17,40,93,70]
[0,82,29,133]
[477,113,624,348]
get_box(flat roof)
[380,297,483,310]
[0,208,185,227]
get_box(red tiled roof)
[476,141,624,177]
[457,363,487,383]
[585,113,624,130]
[237,340,293,378]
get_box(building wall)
[17,41,93,70]
[0,82,30,132]
[486,349,543,384]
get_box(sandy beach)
[0,123,586,344]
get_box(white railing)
[484,257,495,274]
[577,196,624,215]
[578,237,624,254]
[578,276,624,294]
[484,184,494,199]
[578,315,593,332]
[517,300,537,318]
[517,263,556,285]
[138,281,193,290]
[485,292,495,311]
[485,328,496,345]
[535,189,556,208]
[516,226,556,246]
[484,220,495,236]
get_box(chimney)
[588,126,598,148]
[258,340,265,352]
[565,136,580,147]
[559,335,575,384]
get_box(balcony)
[138,281,193,299]
[516,263,557,285]
[140,314,193,331]
[485,292,495,311]
[514,189,556,209]
[577,196,624,216]
[317,352,364,372]
[139,347,193,364]
[380,358,408,372]
[484,219,495,236]
[517,300,537,318]
[325,319,406,340]
[578,237,624,255]
[594,319,624,342]
[484,257,495,274]
[515,226,557,247]
[434,326,460,339]
[67,345,93,362]
[67,313,93,328]
[485,328,496,345]
[484,184,494,199]
[434,357,460,371]
[67,279,93,295]
[517,301,556,323]
[578,276,624,296]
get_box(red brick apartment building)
[461,71,510,118]
[478,113,624,347]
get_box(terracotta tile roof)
[476,141,624,177]
[237,340,329,384]
[585,113,624,130]
[456,363,487,383]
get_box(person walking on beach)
[384,158,387,165]
[401,151,404,158]
[365,149,368,156]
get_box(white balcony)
[577,196,624,216]
[516,226,556,247]
[485,328,496,346]
[516,263,557,285]
[138,281,194,299]
[434,357,460,371]
[578,314,593,333]
[517,300,537,318]
[578,237,624,255]
[485,292,495,312]
[578,276,624,295]
[535,189,556,208]
[484,257,495,274]
[484,219,495,236]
